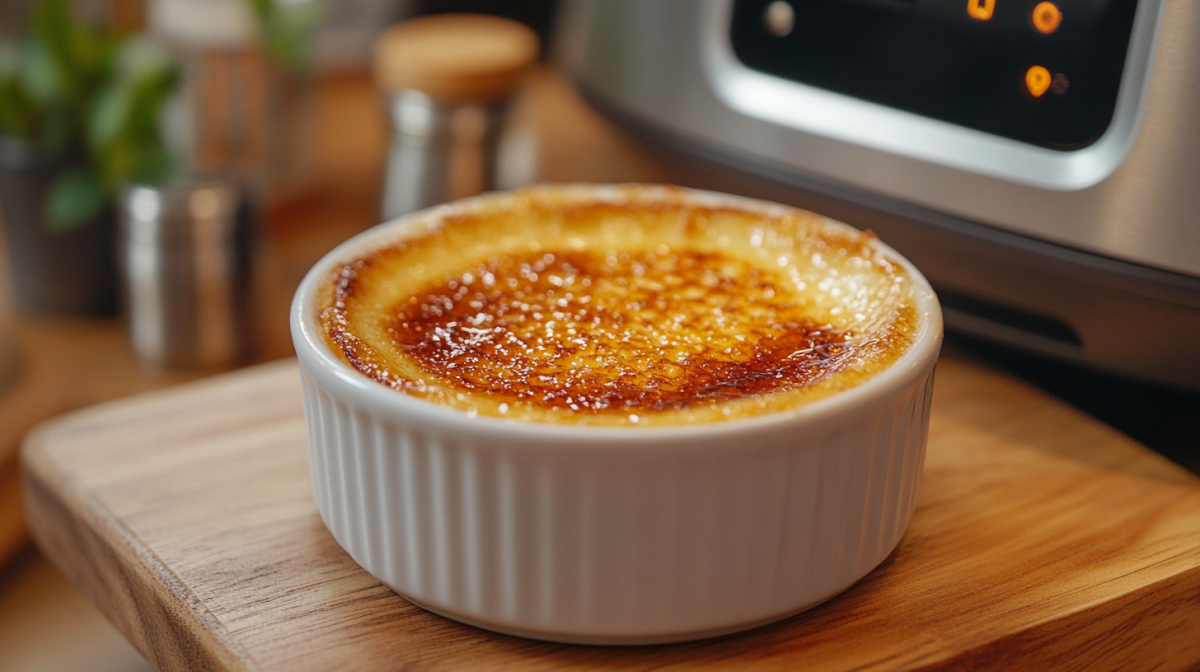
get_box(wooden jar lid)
[375,14,539,105]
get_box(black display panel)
[729,0,1141,150]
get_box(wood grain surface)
[0,318,216,569]
[19,357,1200,672]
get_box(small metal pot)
[118,179,255,368]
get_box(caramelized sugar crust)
[394,249,859,413]
[319,186,919,426]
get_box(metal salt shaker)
[375,14,538,220]
[118,180,254,368]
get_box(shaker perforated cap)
[374,14,539,104]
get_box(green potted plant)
[0,0,178,315]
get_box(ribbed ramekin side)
[299,373,328,521]
[847,368,936,579]
[299,362,935,640]
[772,367,934,610]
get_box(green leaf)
[88,45,181,188]
[21,38,67,105]
[248,0,274,22]
[253,0,326,73]
[86,80,131,151]
[128,141,174,184]
[30,0,79,96]
[96,135,134,185]
[44,169,107,233]
[37,101,73,153]
[0,76,38,137]
[128,68,179,136]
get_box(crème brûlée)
[317,185,922,426]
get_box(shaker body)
[381,90,506,221]
[119,182,254,368]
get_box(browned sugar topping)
[388,248,862,412]
[318,188,918,424]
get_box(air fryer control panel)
[730,0,1140,150]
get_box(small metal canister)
[381,91,507,221]
[118,180,254,368]
[375,14,538,220]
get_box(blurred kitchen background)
[0,0,1196,670]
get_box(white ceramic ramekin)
[291,185,942,645]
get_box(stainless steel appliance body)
[558,0,1200,388]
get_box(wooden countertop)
[21,356,1200,671]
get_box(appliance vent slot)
[937,289,1083,347]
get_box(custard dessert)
[317,185,921,426]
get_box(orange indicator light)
[967,0,996,21]
[1026,66,1052,97]
[1032,2,1062,33]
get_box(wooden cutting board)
[20,357,1200,672]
